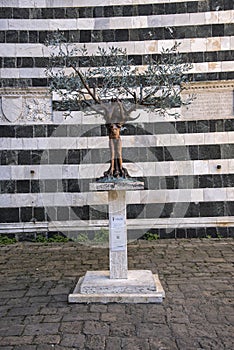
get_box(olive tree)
[45,31,193,179]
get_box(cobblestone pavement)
[0,238,233,350]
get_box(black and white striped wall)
[0,0,234,239]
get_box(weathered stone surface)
[23,323,60,336]
[83,321,110,336]
[59,333,85,348]
[0,239,233,349]
[69,271,165,303]
[80,270,157,293]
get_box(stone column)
[108,190,128,279]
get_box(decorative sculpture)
[95,100,139,179]
[44,31,194,304]
[45,31,193,180]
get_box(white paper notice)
[110,215,126,251]
[111,215,125,228]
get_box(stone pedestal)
[69,270,165,303]
[68,180,165,303]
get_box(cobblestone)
[0,239,233,349]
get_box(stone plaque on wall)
[0,88,52,124]
[182,82,234,120]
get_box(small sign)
[110,215,126,251]
[110,215,125,228]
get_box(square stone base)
[68,270,165,304]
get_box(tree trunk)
[98,123,130,180]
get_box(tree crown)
[45,30,194,122]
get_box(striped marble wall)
[0,0,233,239]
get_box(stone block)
[69,270,165,303]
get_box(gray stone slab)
[68,270,165,304]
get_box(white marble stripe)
[1,37,233,57]
[0,159,233,181]
[0,132,233,150]
[0,60,233,78]
[0,110,232,126]
[0,0,202,9]
[1,11,233,30]
[0,187,233,207]
[52,111,234,124]
[1,215,233,235]
[0,222,50,234]
[127,216,234,229]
